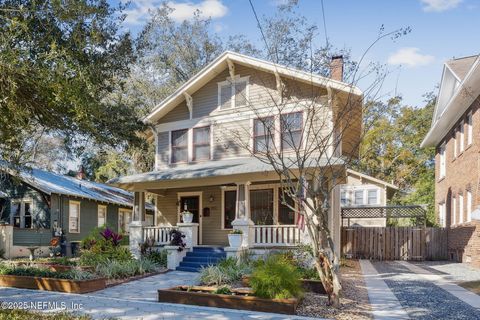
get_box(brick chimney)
[330,55,344,82]
[76,165,85,180]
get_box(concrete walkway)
[362,260,480,320]
[0,271,317,320]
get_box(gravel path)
[373,261,480,320]
[412,261,480,283]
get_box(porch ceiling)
[108,156,344,191]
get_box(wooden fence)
[341,227,448,261]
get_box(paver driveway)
[362,260,480,320]
[0,271,317,320]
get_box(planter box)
[0,274,106,294]
[241,276,326,294]
[158,286,299,315]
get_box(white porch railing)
[143,226,176,245]
[251,224,301,247]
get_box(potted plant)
[228,229,243,248]
[181,210,194,223]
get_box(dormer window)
[218,76,249,110]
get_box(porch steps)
[176,247,226,272]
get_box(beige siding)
[213,120,250,159]
[156,131,170,168]
[156,186,229,245]
[345,174,387,205]
[158,100,190,124]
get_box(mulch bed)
[296,260,372,319]
[106,268,168,287]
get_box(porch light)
[209,195,215,202]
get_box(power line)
[321,0,329,48]
[248,0,278,63]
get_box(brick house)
[421,55,480,264]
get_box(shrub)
[94,258,158,279]
[199,257,252,286]
[250,255,303,299]
[144,250,167,267]
[214,285,232,295]
[0,263,96,280]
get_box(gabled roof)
[146,51,363,123]
[346,169,398,191]
[2,165,154,209]
[421,54,480,147]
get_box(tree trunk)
[314,253,341,307]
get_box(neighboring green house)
[0,166,154,258]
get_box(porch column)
[130,191,146,259]
[231,182,254,248]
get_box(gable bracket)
[183,92,193,119]
[275,71,286,103]
[227,59,235,79]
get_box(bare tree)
[221,25,409,305]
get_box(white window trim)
[439,202,446,228]
[118,208,133,234]
[98,204,107,227]
[467,111,473,146]
[459,194,464,224]
[467,190,472,222]
[452,196,456,226]
[217,75,250,110]
[69,200,81,234]
[439,142,446,179]
[10,198,34,229]
[460,121,465,152]
[340,185,380,207]
[453,130,457,158]
[169,125,213,164]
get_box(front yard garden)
[0,227,167,293]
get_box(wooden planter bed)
[0,274,106,294]
[242,276,326,294]
[158,285,299,315]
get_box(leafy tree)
[357,94,436,224]
[0,0,145,168]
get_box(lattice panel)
[341,205,426,220]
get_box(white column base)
[224,246,248,260]
[177,223,199,249]
[231,218,254,248]
[128,221,146,259]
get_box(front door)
[179,195,201,244]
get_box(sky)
[110,0,479,108]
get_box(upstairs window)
[281,112,303,151]
[460,121,465,152]
[354,190,364,205]
[467,112,473,146]
[171,129,188,163]
[367,189,379,205]
[254,117,275,153]
[193,126,211,161]
[439,143,446,179]
[218,78,248,109]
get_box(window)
[452,197,457,226]
[250,189,274,225]
[467,112,473,146]
[254,117,275,153]
[218,78,248,109]
[98,205,107,227]
[281,112,303,151]
[354,190,364,205]
[69,201,80,233]
[460,121,465,152]
[367,189,378,205]
[11,200,33,229]
[171,129,188,163]
[439,203,446,228]
[223,190,237,229]
[467,190,472,222]
[459,194,464,224]
[453,130,457,158]
[193,126,211,161]
[340,191,348,206]
[439,143,446,179]
[118,209,132,233]
[278,189,296,224]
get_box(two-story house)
[110,51,364,269]
[421,54,480,265]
